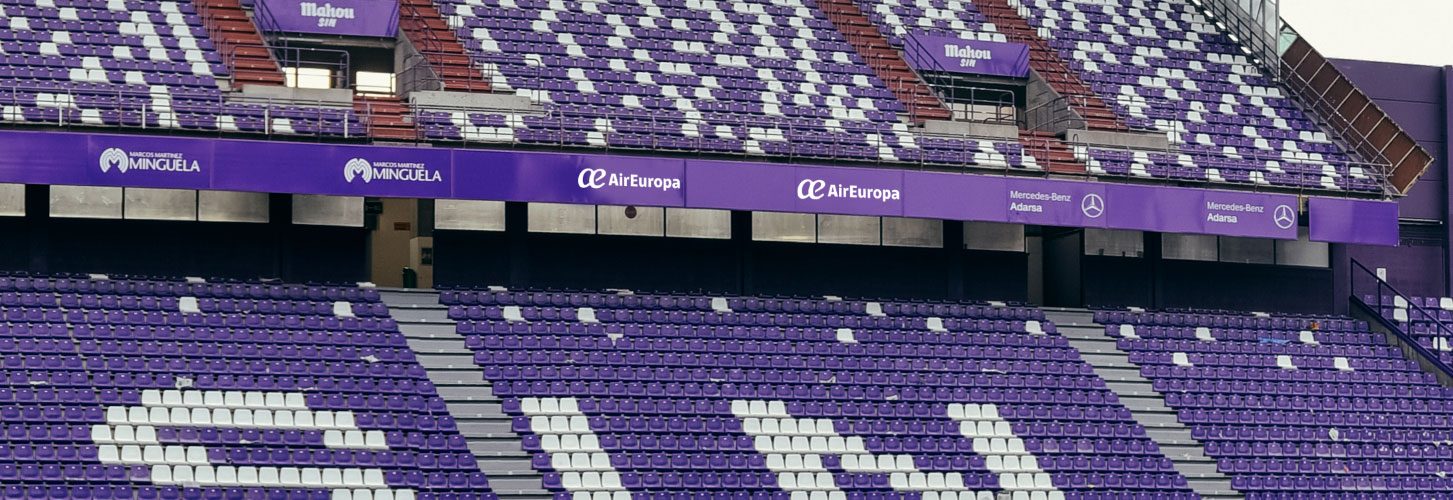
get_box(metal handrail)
[252,0,354,90]
[1349,258,1453,382]
[1023,94,1091,133]
[1277,28,1424,197]
[938,86,1017,125]
[410,100,1057,174]
[0,84,367,139]
[1193,0,1280,76]
[404,100,1389,197]
[0,79,1390,198]
[193,0,264,87]
[397,0,496,92]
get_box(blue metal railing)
[1349,258,1453,381]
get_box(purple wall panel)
[1331,59,1445,104]
[1308,198,1399,245]
[1330,60,1450,296]
[901,172,1007,221]
[1345,243,1447,299]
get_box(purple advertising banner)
[1005,178,1108,228]
[455,150,686,207]
[788,164,905,216]
[1309,198,1400,246]
[1104,184,1203,235]
[686,160,799,212]
[0,130,1401,246]
[258,0,399,37]
[0,133,214,189]
[902,171,1006,221]
[688,161,905,216]
[903,32,1031,78]
[1198,189,1300,239]
[213,141,452,198]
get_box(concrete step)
[426,369,490,389]
[415,353,478,367]
[382,290,551,499]
[406,337,473,355]
[379,289,441,306]
[391,307,451,323]
[399,322,461,339]
[1050,308,1244,499]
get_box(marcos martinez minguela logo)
[97,147,201,174]
[342,157,442,184]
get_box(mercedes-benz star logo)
[1080,193,1105,219]
[1273,204,1296,230]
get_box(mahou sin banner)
[903,31,1031,78]
[258,0,399,38]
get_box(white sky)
[1279,0,1453,67]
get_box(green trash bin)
[402,267,418,289]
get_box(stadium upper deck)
[0,0,1399,194]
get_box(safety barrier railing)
[408,101,1055,174]
[1023,94,1090,133]
[194,0,353,90]
[1195,0,1281,77]
[0,84,369,140]
[404,101,1388,196]
[1349,258,1453,383]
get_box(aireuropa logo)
[342,157,442,184]
[795,178,900,203]
[576,167,681,192]
[796,179,828,200]
[97,147,201,174]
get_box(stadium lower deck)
[0,274,1449,500]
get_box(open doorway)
[367,198,433,287]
